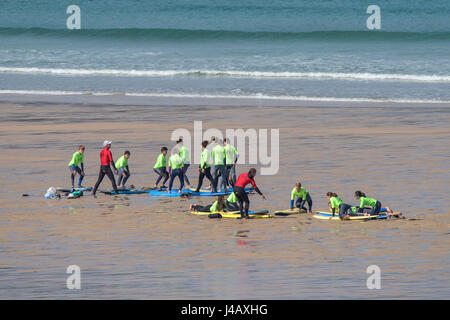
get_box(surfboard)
[101,189,148,195]
[313,211,400,221]
[149,189,236,197]
[141,186,166,191]
[191,209,269,216]
[100,187,234,197]
[273,208,306,216]
[147,189,191,197]
[210,211,272,219]
[188,190,232,196]
[183,187,253,194]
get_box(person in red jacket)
[234,168,266,218]
[92,140,119,196]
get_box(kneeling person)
[354,191,383,216]
[326,192,353,220]
[291,182,313,213]
[225,192,239,212]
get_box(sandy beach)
[0,95,449,299]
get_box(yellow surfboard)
[215,212,273,219]
[191,209,269,217]
[313,211,401,221]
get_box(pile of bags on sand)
[44,187,83,199]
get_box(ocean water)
[0,0,449,102]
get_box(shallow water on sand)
[0,100,449,299]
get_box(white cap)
[103,140,112,147]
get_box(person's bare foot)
[386,206,393,213]
[342,215,350,220]
[364,213,370,216]
[189,204,194,211]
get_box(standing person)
[354,191,382,216]
[290,182,313,213]
[115,150,131,188]
[167,149,185,193]
[223,138,239,187]
[177,138,191,188]
[68,145,85,189]
[153,147,169,188]
[92,141,119,195]
[194,141,216,193]
[212,138,227,192]
[207,136,217,190]
[234,168,266,218]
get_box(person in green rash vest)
[326,192,353,220]
[176,138,191,187]
[115,150,131,188]
[290,182,313,213]
[225,192,239,212]
[194,140,217,193]
[190,195,225,213]
[167,149,185,193]
[212,138,227,192]
[68,145,85,189]
[223,138,239,187]
[153,147,169,188]
[327,192,395,220]
[354,190,387,216]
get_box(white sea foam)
[0,67,449,82]
[1,89,449,104]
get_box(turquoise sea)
[0,0,449,102]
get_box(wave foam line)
[0,67,449,82]
[1,89,449,104]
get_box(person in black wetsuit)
[233,168,266,218]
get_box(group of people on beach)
[152,137,239,194]
[191,180,395,220]
[67,137,264,218]
[67,141,131,196]
[67,139,395,220]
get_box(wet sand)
[0,96,449,299]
